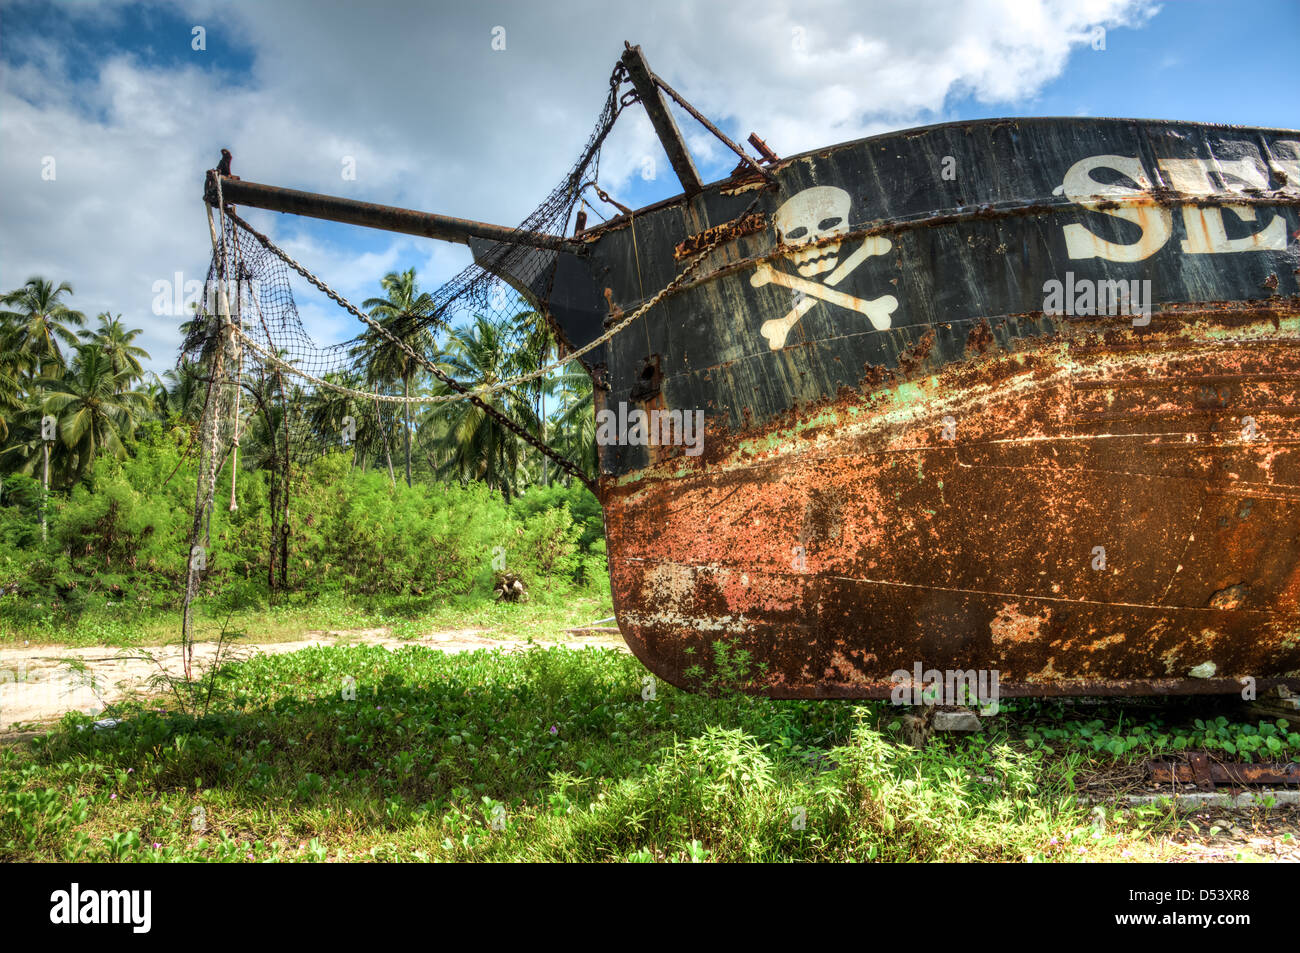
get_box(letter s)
[1058,155,1171,262]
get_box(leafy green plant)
[1,644,1228,864]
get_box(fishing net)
[175,53,760,651]
[174,64,635,653]
[181,65,627,484]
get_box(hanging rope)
[225,190,245,513]
[215,173,295,555]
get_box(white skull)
[774,186,851,278]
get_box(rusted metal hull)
[199,102,1300,698]
[525,117,1300,698]
[602,308,1300,697]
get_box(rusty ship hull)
[211,110,1300,699]
[523,117,1300,698]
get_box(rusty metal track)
[1145,752,1300,789]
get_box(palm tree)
[159,361,207,423]
[505,302,558,486]
[0,406,63,541]
[141,374,170,422]
[80,312,149,378]
[431,314,539,499]
[238,368,304,591]
[40,343,150,484]
[353,269,438,486]
[553,363,597,481]
[0,322,26,442]
[302,370,381,468]
[0,277,85,379]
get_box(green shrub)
[0,435,608,629]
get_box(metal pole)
[646,65,778,185]
[206,173,577,252]
[620,44,703,195]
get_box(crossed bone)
[750,236,897,349]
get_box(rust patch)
[601,314,1300,699]
[965,318,995,355]
[1145,753,1300,789]
[673,212,766,260]
[859,362,889,391]
[990,604,1053,646]
[602,287,624,326]
[898,330,936,377]
[1209,584,1249,610]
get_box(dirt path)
[0,626,626,731]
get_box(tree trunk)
[376,395,395,487]
[279,484,289,591]
[279,400,291,591]
[268,451,280,594]
[41,441,50,542]
[403,373,412,487]
[540,386,547,487]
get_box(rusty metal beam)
[620,44,703,196]
[203,171,576,252]
[1145,754,1300,789]
[647,66,777,186]
[747,133,779,164]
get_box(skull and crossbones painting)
[751,186,898,349]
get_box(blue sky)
[2,0,1297,371]
[996,2,1299,130]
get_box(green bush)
[292,456,505,597]
[0,434,609,628]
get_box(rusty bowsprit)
[200,44,1300,700]
[204,175,578,252]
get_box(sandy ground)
[0,626,626,732]
[1164,809,1300,861]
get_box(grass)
[4,640,1294,862]
[0,589,616,648]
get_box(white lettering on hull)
[1055,143,1299,261]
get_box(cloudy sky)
[3,0,1298,372]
